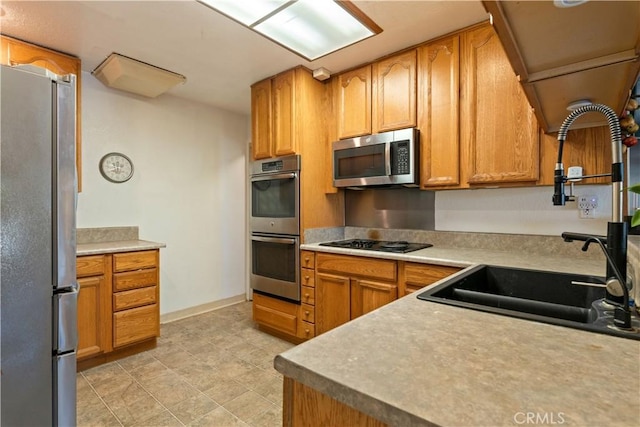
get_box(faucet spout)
[554,103,624,221]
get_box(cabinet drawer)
[301,268,315,287]
[301,285,315,305]
[253,293,298,336]
[113,268,157,292]
[113,304,159,348]
[298,320,315,339]
[317,253,397,281]
[113,250,157,273]
[113,286,157,311]
[404,263,460,286]
[77,255,105,278]
[300,303,315,323]
[300,250,315,269]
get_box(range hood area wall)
[345,188,435,230]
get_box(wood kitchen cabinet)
[315,253,398,334]
[76,255,111,361]
[251,67,325,160]
[76,249,161,370]
[459,24,540,186]
[398,261,461,297]
[418,34,461,188]
[336,64,372,139]
[1,35,83,191]
[112,250,160,348]
[372,50,418,133]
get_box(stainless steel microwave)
[332,127,419,188]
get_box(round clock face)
[99,152,134,183]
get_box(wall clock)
[99,152,134,183]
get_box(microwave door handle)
[251,172,297,182]
[251,235,297,245]
[384,143,391,176]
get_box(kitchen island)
[274,236,640,426]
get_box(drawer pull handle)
[304,311,310,315]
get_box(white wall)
[435,185,612,236]
[77,73,249,316]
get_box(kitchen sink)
[417,265,640,340]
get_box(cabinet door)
[1,35,83,191]
[251,79,273,160]
[77,276,106,360]
[418,35,460,188]
[350,279,397,320]
[316,273,351,335]
[461,25,539,186]
[273,69,297,156]
[373,50,417,133]
[337,65,372,139]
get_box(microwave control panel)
[391,141,410,175]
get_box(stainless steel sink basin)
[417,265,640,340]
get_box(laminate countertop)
[276,240,640,426]
[77,239,166,256]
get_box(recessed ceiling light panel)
[198,0,382,61]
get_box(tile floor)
[77,301,295,426]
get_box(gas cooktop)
[319,239,432,253]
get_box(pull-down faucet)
[553,103,631,329]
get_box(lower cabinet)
[76,255,111,361]
[252,251,462,341]
[398,261,462,296]
[76,249,160,369]
[316,253,398,335]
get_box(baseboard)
[160,294,247,324]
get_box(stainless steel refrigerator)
[1,65,78,426]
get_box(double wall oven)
[250,155,301,302]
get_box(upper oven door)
[250,171,300,235]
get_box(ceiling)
[0,1,488,115]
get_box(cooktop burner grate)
[319,239,432,253]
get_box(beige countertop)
[300,242,606,277]
[279,240,640,426]
[77,239,166,256]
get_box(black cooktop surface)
[319,239,432,253]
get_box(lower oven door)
[250,233,300,302]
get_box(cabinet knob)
[304,275,310,281]
[304,310,310,316]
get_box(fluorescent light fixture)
[92,53,186,98]
[198,0,382,61]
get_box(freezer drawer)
[54,351,77,426]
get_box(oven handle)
[251,172,297,182]
[251,235,298,245]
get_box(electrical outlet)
[578,195,598,219]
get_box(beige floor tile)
[130,410,182,427]
[188,406,249,427]
[140,370,201,407]
[246,406,283,427]
[202,378,249,405]
[222,390,275,423]
[165,394,219,425]
[102,389,166,426]
[77,302,295,427]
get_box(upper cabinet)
[418,35,460,188]
[251,69,298,160]
[1,35,83,191]
[460,24,539,186]
[251,79,272,160]
[372,50,417,133]
[336,65,372,139]
[483,1,640,132]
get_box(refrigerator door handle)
[53,284,78,353]
[53,352,77,427]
